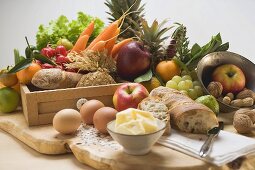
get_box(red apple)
[113,83,149,111]
[212,64,245,94]
[116,41,151,81]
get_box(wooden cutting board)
[0,111,254,170]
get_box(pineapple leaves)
[105,0,145,39]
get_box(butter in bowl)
[107,108,166,155]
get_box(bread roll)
[32,69,82,89]
[138,96,171,136]
[150,86,218,134]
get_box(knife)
[199,121,224,158]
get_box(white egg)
[53,109,81,134]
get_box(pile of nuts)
[207,81,255,108]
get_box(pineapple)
[170,23,190,63]
[105,0,145,39]
[136,19,172,64]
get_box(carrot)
[71,35,90,52]
[86,21,119,50]
[80,21,94,37]
[111,38,133,58]
[91,41,106,52]
[105,28,120,55]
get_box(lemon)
[196,95,219,115]
[141,77,161,92]
[0,87,20,113]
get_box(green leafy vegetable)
[14,49,25,65]
[134,69,152,83]
[8,58,32,73]
[36,12,104,50]
[33,54,56,65]
[172,24,229,71]
[9,38,57,74]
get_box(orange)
[155,60,181,83]
[0,82,5,89]
[0,73,18,87]
[16,62,41,84]
[12,82,21,94]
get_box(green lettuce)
[36,12,104,50]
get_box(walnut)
[207,81,223,98]
[233,109,255,133]
[235,108,255,123]
[236,89,255,100]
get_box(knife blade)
[199,121,224,157]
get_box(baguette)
[138,96,171,136]
[31,68,82,89]
[150,86,218,134]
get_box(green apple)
[196,95,219,115]
[0,87,20,113]
[57,38,73,50]
[212,64,245,94]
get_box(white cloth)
[158,129,255,166]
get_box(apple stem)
[127,85,132,94]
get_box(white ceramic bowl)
[107,119,166,155]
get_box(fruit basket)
[21,84,121,126]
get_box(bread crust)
[138,96,171,135]
[149,86,219,134]
[31,69,82,89]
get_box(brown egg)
[93,107,118,134]
[80,99,104,124]
[53,109,81,135]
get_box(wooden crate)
[20,84,121,126]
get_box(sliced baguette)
[150,86,218,134]
[138,96,171,135]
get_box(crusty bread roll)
[150,86,218,134]
[32,69,82,89]
[138,96,171,136]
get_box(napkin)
[158,129,255,166]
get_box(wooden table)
[1,111,255,170]
[0,129,95,170]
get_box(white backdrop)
[0,0,255,68]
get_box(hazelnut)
[222,96,231,105]
[226,93,234,101]
[207,81,223,98]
